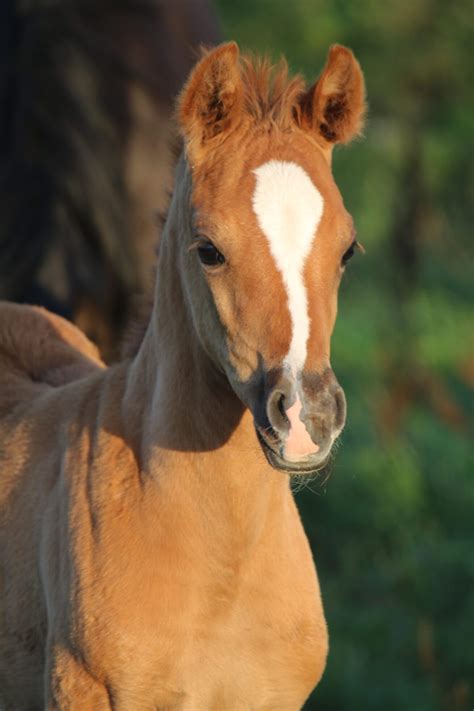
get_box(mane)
[239,54,307,130]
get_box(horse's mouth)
[255,428,330,476]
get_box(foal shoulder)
[0,302,105,387]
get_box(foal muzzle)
[256,368,346,474]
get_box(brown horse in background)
[0,0,220,360]
[0,42,365,709]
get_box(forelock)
[239,54,307,130]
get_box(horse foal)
[0,42,365,709]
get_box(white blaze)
[252,160,324,375]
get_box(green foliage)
[215,1,473,707]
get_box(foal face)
[188,133,353,472]
[178,42,365,473]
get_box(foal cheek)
[217,285,261,381]
[199,279,256,381]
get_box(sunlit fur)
[0,43,365,709]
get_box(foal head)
[177,42,365,474]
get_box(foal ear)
[300,45,366,150]
[178,42,243,158]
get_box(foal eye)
[341,242,355,266]
[197,241,225,267]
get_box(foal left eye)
[342,242,356,266]
[197,241,226,267]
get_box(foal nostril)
[267,389,289,433]
[334,386,347,431]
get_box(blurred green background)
[215,1,473,708]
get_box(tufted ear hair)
[178,42,243,162]
[299,45,366,152]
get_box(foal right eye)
[197,241,226,267]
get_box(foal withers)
[0,42,365,709]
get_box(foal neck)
[127,200,242,448]
[123,161,289,537]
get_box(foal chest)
[170,620,326,710]
[106,620,326,710]
[100,578,327,710]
